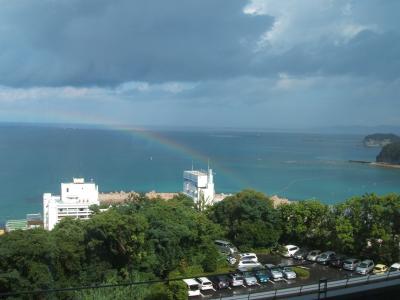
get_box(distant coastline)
[99,191,292,207]
[349,160,400,169]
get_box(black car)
[293,248,309,260]
[329,254,347,268]
[210,275,230,289]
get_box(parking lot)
[192,254,363,299]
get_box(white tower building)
[183,168,215,208]
[43,178,99,230]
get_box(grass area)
[292,266,310,279]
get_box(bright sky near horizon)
[0,0,399,130]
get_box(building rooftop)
[184,170,208,176]
[5,219,28,231]
[73,178,85,184]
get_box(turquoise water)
[0,124,399,222]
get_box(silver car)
[243,273,258,286]
[265,264,283,281]
[281,267,297,279]
[316,251,336,265]
[306,250,321,261]
[343,258,360,271]
[229,274,244,287]
[356,260,374,275]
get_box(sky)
[0,0,399,130]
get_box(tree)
[208,189,281,249]
[279,200,333,249]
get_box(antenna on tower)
[207,158,210,171]
[191,160,194,170]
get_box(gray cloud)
[0,0,273,87]
[1,0,400,88]
[0,0,399,130]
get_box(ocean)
[0,124,399,223]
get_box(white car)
[239,253,258,262]
[196,277,213,291]
[389,263,400,272]
[183,279,201,297]
[282,245,299,257]
[238,260,262,272]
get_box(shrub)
[292,267,310,279]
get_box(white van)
[196,277,213,290]
[183,279,201,297]
[282,245,299,257]
[214,240,238,255]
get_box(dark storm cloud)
[0,0,399,99]
[0,0,273,87]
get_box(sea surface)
[0,124,400,222]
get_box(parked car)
[254,269,269,283]
[215,240,238,255]
[265,264,283,281]
[243,272,258,286]
[356,260,374,275]
[316,251,336,265]
[343,258,360,271]
[329,254,347,268]
[210,275,230,289]
[282,245,300,258]
[238,260,262,272]
[389,263,400,272]
[281,267,297,279]
[183,279,201,297]
[372,264,388,275]
[229,273,244,287]
[196,277,213,291]
[306,250,321,261]
[226,255,237,265]
[293,248,309,260]
[239,253,258,262]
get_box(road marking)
[228,287,231,290]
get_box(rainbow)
[102,124,248,188]
[40,109,248,188]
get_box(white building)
[43,178,99,230]
[183,169,215,207]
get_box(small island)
[376,142,400,165]
[363,133,400,147]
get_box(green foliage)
[292,267,310,279]
[208,189,281,249]
[2,190,400,298]
[279,200,334,249]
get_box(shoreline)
[99,191,293,207]
[370,162,400,169]
[349,160,400,169]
